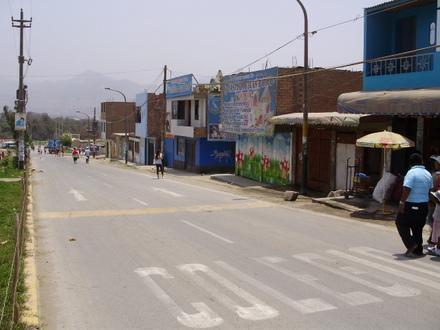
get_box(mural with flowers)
[235,133,291,185]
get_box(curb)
[21,166,40,327]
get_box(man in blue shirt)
[396,153,433,257]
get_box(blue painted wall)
[363,2,440,91]
[196,139,235,169]
[164,138,174,168]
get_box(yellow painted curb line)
[21,169,40,327]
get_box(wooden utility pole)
[12,9,32,169]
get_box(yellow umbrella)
[356,130,415,150]
[356,130,415,214]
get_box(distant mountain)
[0,71,150,117]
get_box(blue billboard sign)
[222,67,278,135]
[166,74,193,99]
[207,95,234,141]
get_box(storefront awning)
[338,89,440,116]
[268,112,365,127]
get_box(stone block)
[284,190,299,201]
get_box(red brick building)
[100,101,136,159]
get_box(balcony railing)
[366,53,433,77]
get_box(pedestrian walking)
[427,190,440,256]
[427,155,440,245]
[72,148,79,164]
[154,150,164,179]
[396,153,433,257]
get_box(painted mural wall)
[197,138,235,169]
[236,133,291,185]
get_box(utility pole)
[295,0,309,195]
[12,9,32,169]
[161,65,167,153]
[92,107,97,158]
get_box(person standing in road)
[72,148,79,164]
[154,150,164,179]
[427,155,440,245]
[396,153,433,257]
[84,147,91,164]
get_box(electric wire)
[230,0,422,74]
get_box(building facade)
[222,67,362,192]
[100,101,136,159]
[164,74,235,172]
[338,0,440,177]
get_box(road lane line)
[68,189,87,201]
[327,249,440,292]
[295,252,420,298]
[215,261,336,314]
[135,267,223,328]
[178,264,278,321]
[153,187,182,197]
[132,198,148,206]
[257,256,382,306]
[350,246,440,275]
[103,182,113,188]
[181,221,234,244]
[38,201,272,220]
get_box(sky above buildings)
[1,0,381,89]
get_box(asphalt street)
[31,152,440,329]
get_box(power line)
[222,44,440,86]
[230,0,422,74]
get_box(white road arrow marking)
[153,187,182,197]
[215,261,336,314]
[258,256,381,306]
[68,189,87,202]
[324,250,424,297]
[135,267,223,329]
[178,264,278,321]
[349,246,440,277]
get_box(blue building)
[339,0,440,174]
[163,74,235,173]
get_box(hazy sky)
[1,0,381,88]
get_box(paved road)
[32,153,440,329]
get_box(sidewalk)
[98,157,399,223]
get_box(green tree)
[60,134,72,147]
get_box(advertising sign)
[166,74,193,99]
[207,95,234,141]
[222,67,278,135]
[15,113,26,131]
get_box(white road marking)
[295,252,419,298]
[103,182,113,188]
[178,264,278,321]
[68,189,87,202]
[181,220,234,244]
[328,250,439,292]
[215,261,336,314]
[132,198,148,206]
[350,246,440,276]
[135,267,223,329]
[340,266,367,275]
[258,256,382,306]
[153,187,183,197]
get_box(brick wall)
[276,68,362,115]
[147,93,165,148]
[101,102,136,140]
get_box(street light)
[104,87,128,164]
[296,0,309,195]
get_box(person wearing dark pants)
[396,153,433,257]
[396,202,428,255]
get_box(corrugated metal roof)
[365,0,431,13]
[338,89,440,116]
[268,112,365,127]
